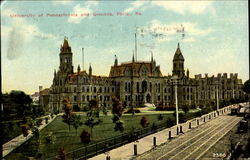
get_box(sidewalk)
[2,114,60,157]
[89,105,235,160]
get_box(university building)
[44,38,245,112]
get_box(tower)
[172,43,185,77]
[59,37,73,75]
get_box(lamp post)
[172,75,179,126]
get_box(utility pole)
[216,82,219,110]
[82,48,84,70]
[172,75,179,126]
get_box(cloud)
[53,0,73,5]
[68,2,99,24]
[124,1,147,12]
[124,1,215,15]
[2,9,57,60]
[143,19,212,42]
[151,1,215,15]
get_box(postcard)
[1,1,249,160]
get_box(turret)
[187,69,189,78]
[114,55,118,66]
[59,37,73,74]
[132,52,135,63]
[172,42,185,77]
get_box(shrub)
[182,105,190,113]
[151,122,157,131]
[20,124,30,137]
[80,129,91,144]
[158,114,163,120]
[58,147,66,160]
[36,119,43,127]
[45,117,49,124]
[45,132,54,144]
[140,116,149,128]
[166,118,174,127]
[190,105,197,109]
[112,115,120,123]
[114,121,124,132]
[156,106,176,111]
[51,113,54,119]
[125,108,141,114]
[73,105,80,112]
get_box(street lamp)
[171,75,179,126]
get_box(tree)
[62,98,73,131]
[84,99,102,137]
[140,116,149,128]
[182,105,190,114]
[111,96,125,132]
[2,90,33,120]
[71,114,83,135]
[80,129,91,144]
[112,96,124,118]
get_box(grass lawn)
[5,109,200,159]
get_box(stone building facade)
[46,38,245,112]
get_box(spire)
[114,54,118,66]
[77,65,81,73]
[89,63,92,76]
[132,50,135,62]
[187,69,189,78]
[54,69,56,76]
[151,51,153,62]
[63,37,69,48]
[60,37,71,53]
[173,42,184,60]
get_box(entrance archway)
[146,94,151,103]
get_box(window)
[82,95,85,101]
[82,87,85,92]
[137,82,139,92]
[74,96,77,101]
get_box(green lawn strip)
[6,111,200,159]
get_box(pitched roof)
[109,61,162,77]
[173,43,184,60]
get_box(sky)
[1,0,249,94]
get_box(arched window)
[142,80,147,93]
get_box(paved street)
[136,115,242,160]
[89,106,237,160]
